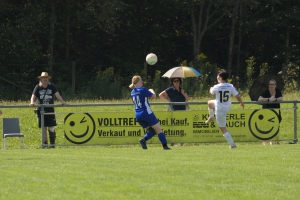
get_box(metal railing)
[1,100,298,148]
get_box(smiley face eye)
[258,115,264,120]
[80,116,87,123]
[70,121,75,126]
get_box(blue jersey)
[131,87,158,128]
[131,87,153,113]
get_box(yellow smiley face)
[248,109,280,140]
[64,113,96,144]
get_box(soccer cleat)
[205,117,216,124]
[163,146,171,150]
[139,139,147,150]
[229,145,237,149]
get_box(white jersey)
[210,83,239,110]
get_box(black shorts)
[37,110,57,128]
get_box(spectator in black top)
[29,72,67,148]
[159,78,189,110]
[159,77,189,146]
[258,79,283,145]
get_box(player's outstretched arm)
[235,94,244,109]
[149,89,157,98]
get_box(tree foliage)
[0,0,299,100]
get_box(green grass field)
[0,93,300,199]
[1,145,300,200]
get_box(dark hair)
[217,69,229,81]
[170,78,182,86]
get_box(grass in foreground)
[1,144,300,200]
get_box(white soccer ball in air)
[146,53,158,65]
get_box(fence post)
[293,102,298,143]
[41,106,46,148]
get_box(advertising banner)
[64,109,281,145]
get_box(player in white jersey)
[205,69,244,149]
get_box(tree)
[227,0,240,77]
[187,0,230,70]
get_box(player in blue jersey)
[205,69,244,149]
[129,75,171,150]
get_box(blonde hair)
[129,75,141,89]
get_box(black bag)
[34,108,39,114]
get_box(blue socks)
[144,131,155,141]
[158,132,167,146]
[144,131,168,148]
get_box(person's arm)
[210,85,218,94]
[30,94,36,107]
[275,96,283,101]
[181,88,189,101]
[55,92,67,106]
[148,89,156,99]
[258,96,271,102]
[269,95,276,102]
[159,90,171,102]
[258,89,272,102]
[235,94,244,109]
[271,96,283,102]
[259,95,279,103]
[30,85,38,107]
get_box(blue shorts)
[135,110,159,128]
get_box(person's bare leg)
[220,127,236,148]
[43,127,48,143]
[205,100,216,123]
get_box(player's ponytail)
[129,75,141,89]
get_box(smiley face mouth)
[254,116,275,134]
[255,123,274,134]
[70,126,90,138]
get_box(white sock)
[209,108,214,118]
[223,132,235,146]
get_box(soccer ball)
[146,53,157,65]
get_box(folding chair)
[2,118,25,149]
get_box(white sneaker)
[205,117,216,124]
[229,145,237,149]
